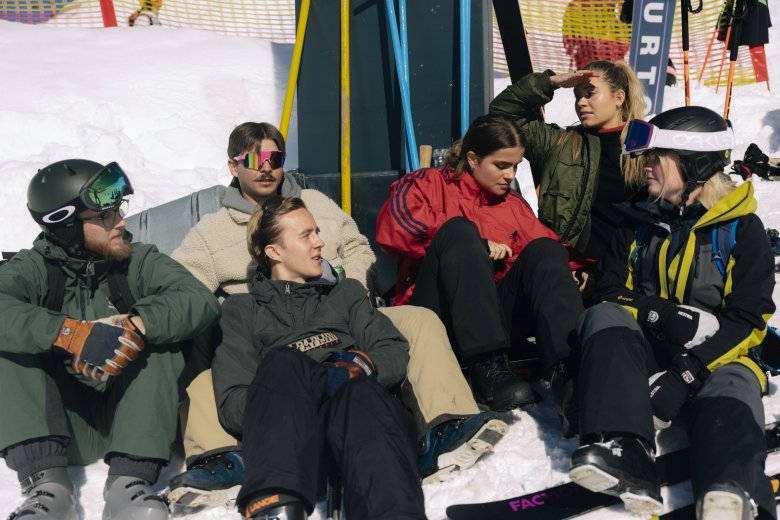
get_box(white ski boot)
[8,467,77,520]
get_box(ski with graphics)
[445,422,780,520]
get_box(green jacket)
[490,71,600,247]
[0,235,221,357]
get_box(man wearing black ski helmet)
[27,159,133,254]
[2,159,221,520]
[624,105,736,206]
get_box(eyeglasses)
[80,162,134,211]
[80,199,128,228]
[233,150,285,170]
[623,119,736,156]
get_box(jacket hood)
[692,181,757,231]
[31,233,107,274]
[224,172,304,215]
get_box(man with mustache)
[0,159,221,520]
[163,122,506,508]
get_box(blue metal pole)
[460,0,470,137]
[385,0,419,171]
[399,0,414,169]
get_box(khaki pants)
[180,305,479,462]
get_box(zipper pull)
[285,282,290,295]
[85,259,95,288]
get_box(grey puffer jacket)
[212,270,409,438]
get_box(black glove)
[638,297,719,348]
[649,352,707,429]
[323,350,376,396]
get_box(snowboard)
[445,422,780,520]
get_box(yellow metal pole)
[280,0,311,139]
[340,0,352,214]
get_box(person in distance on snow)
[0,160,220,520]
[570,106,777,520]
[166,122,505,508]
[376,113,590,434]
[212,195,425,519]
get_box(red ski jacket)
[376,166,590,305]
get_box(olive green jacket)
[0,235,221,357]
[490,71,600,247]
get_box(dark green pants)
[0,345,184,465]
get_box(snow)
[1,10,780,520]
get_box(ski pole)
[715,0,745,93]
[715,15,733,92]
[698,2,725,82]
[385,0,419,171]
[681,0,702,106]
[340,0,352,214]
[280,0,311,139]
[460,0,471,137]
[723,0,746,119]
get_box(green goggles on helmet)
[30,162,134,227]
[80,162,134,211]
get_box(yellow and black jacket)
[596,182,775,390]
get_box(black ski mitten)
[637,297,719,348]
[649,352,708,428]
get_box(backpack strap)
[703,217,780,376]
[0,251,17,268]
[43,260,66,312]
[42,259,136,314]
[711,218,740,278]
[107,262,136,314]
[629,222,653,288]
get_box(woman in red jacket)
[377,114,587,432]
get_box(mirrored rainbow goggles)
[233,150,286,169]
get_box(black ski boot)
[470,351,540,411]
[569,435,663,516]
[243,493,308,520]
[696,481,758,520]
[8,467,77,520]
[548,358,578,438]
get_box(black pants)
[410,217,583,374]
[577,302,776,519]
[237,347,426,519]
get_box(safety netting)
[0,0,765,86]
[493,0,765,87]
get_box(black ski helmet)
[648,105,733,184]
[27,159,131,252]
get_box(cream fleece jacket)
[171,185,376,294]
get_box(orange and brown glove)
[53,315,145,382]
